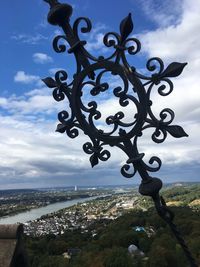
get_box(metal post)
[43,1,197,266]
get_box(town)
[24,191,146,236]
[0,187,118,217]
[24,183,200,267]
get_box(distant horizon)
[0,180,199,191]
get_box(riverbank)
[0,195,106,224]
[0,194,93,218]
[0,187,112,220]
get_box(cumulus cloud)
[138,0,200,125]
[33,53,53,64]
[14,71,40,84]
[0,87,65,115]
[134,0,183,27]
[0,112,103,188]
[85,23,109,54]
[140,2,200,63]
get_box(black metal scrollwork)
[43,1,197,266]
[43,12,187,178]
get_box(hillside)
[25,184,200,267]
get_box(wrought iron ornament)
[43,1,197,266]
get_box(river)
[0,195,101,224]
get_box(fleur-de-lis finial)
[44,0,60,8]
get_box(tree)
[48,240,67,255]
[103,247,133,267]
[149,246,175,267]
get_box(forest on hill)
[25,184,200,267]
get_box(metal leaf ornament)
[90,154,99,168]
[120,13,133,41]
[42,77,57,88]
[162,62,187,78]
[166,125,188,138]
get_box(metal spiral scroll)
[43,1,197,266]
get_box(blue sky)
[0,0,199,189]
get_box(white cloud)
[85,23,109,54]
[0,87,65,115]
[77,0,200,171]
[1,0,200,188]
[138,0,200,127]
[132,0,200,170]
[86,32,105,52]
[134,0,183,28]
[33,53,53,64]
[140,0,200,63]
[11,33,48,44]
[14,71,40,84]
[0,112,93,186]
[0,98,8,106]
